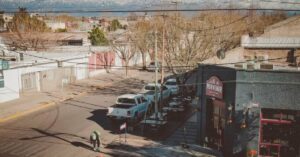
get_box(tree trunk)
[142,52,146,70]
[125,62,129,77]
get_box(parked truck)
[107,94,151,122]
[140,83,171,104]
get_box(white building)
[45,21,66,31]
[0,48,90,103]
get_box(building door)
[206,98,226,151]
[21,72,37,93]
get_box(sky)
[1,0,300,12]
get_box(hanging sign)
[206,76,223,99]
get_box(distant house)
[241,16,300,68]
[45,21,66,32]
[98,18,111,32]
[203,15,300,69]
[0,13,13,32]
[0,34,91,103]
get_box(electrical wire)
[167,15,249,32]
[6,50,300,70]
[261,0,300,5]
[1,8,300,14]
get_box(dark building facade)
[196,64,300,157]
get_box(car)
[164,78,179,95]
[162,97,185,113]
[140,83,171,103]
[107,94,151,122]
[147,61,161,72]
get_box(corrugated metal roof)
[241,35,300,48]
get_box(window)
[0,70,4,88]
[137,97,142,104]
[117,98,136,104]
[162,86,168,91]
[165,81,177,85]
[141,96,148,103]
[22,73,36,90]
[145,85,156,91]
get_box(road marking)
[0,102,56,123]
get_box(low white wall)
[0,69,20,103]
[62,57,89,80]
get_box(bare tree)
[130,20,152,70]
[146,11,286,78]
[6,7,50,51]
[110,34,136,76]
[96,52,114,73]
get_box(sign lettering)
[206,76,223,99]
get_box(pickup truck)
[140,83,171,104]
[107,94,151,121]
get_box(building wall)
[40,67,75,92]
[17,62,58,93]
[88,52,115,77]
[197,64,300,156]
[45,22,66,31]
[243,49,300,62]
[234,70,300,155]
[62,57,89,80]
[236,70,300,110]
[0,68,20,103]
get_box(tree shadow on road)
[19,128,93,151]
[89,78,146,96]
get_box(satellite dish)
[217,49,225,60]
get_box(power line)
[261,0,300,5]
[2,8,300,14]
[168,15,249,32]
[8,50,300,69]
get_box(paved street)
[0,70,208,157]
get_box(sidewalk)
[0,69,138,123]
[102,137,221,157]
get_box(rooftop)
[241,35,300,49]
[199,62,300,73]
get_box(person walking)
[90,130,101,152]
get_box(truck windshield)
[117,98,136,104]
[145,85,158,91]
[165,81,177,85]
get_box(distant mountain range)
[0,0,299,16]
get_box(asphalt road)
[0,71,195,157]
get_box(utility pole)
[161,17,165,84]
[160,1,166,86]
[154,29,158,120]
[171,0,179,25]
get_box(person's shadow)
[71,141,93,150]
[20,128,93,151]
